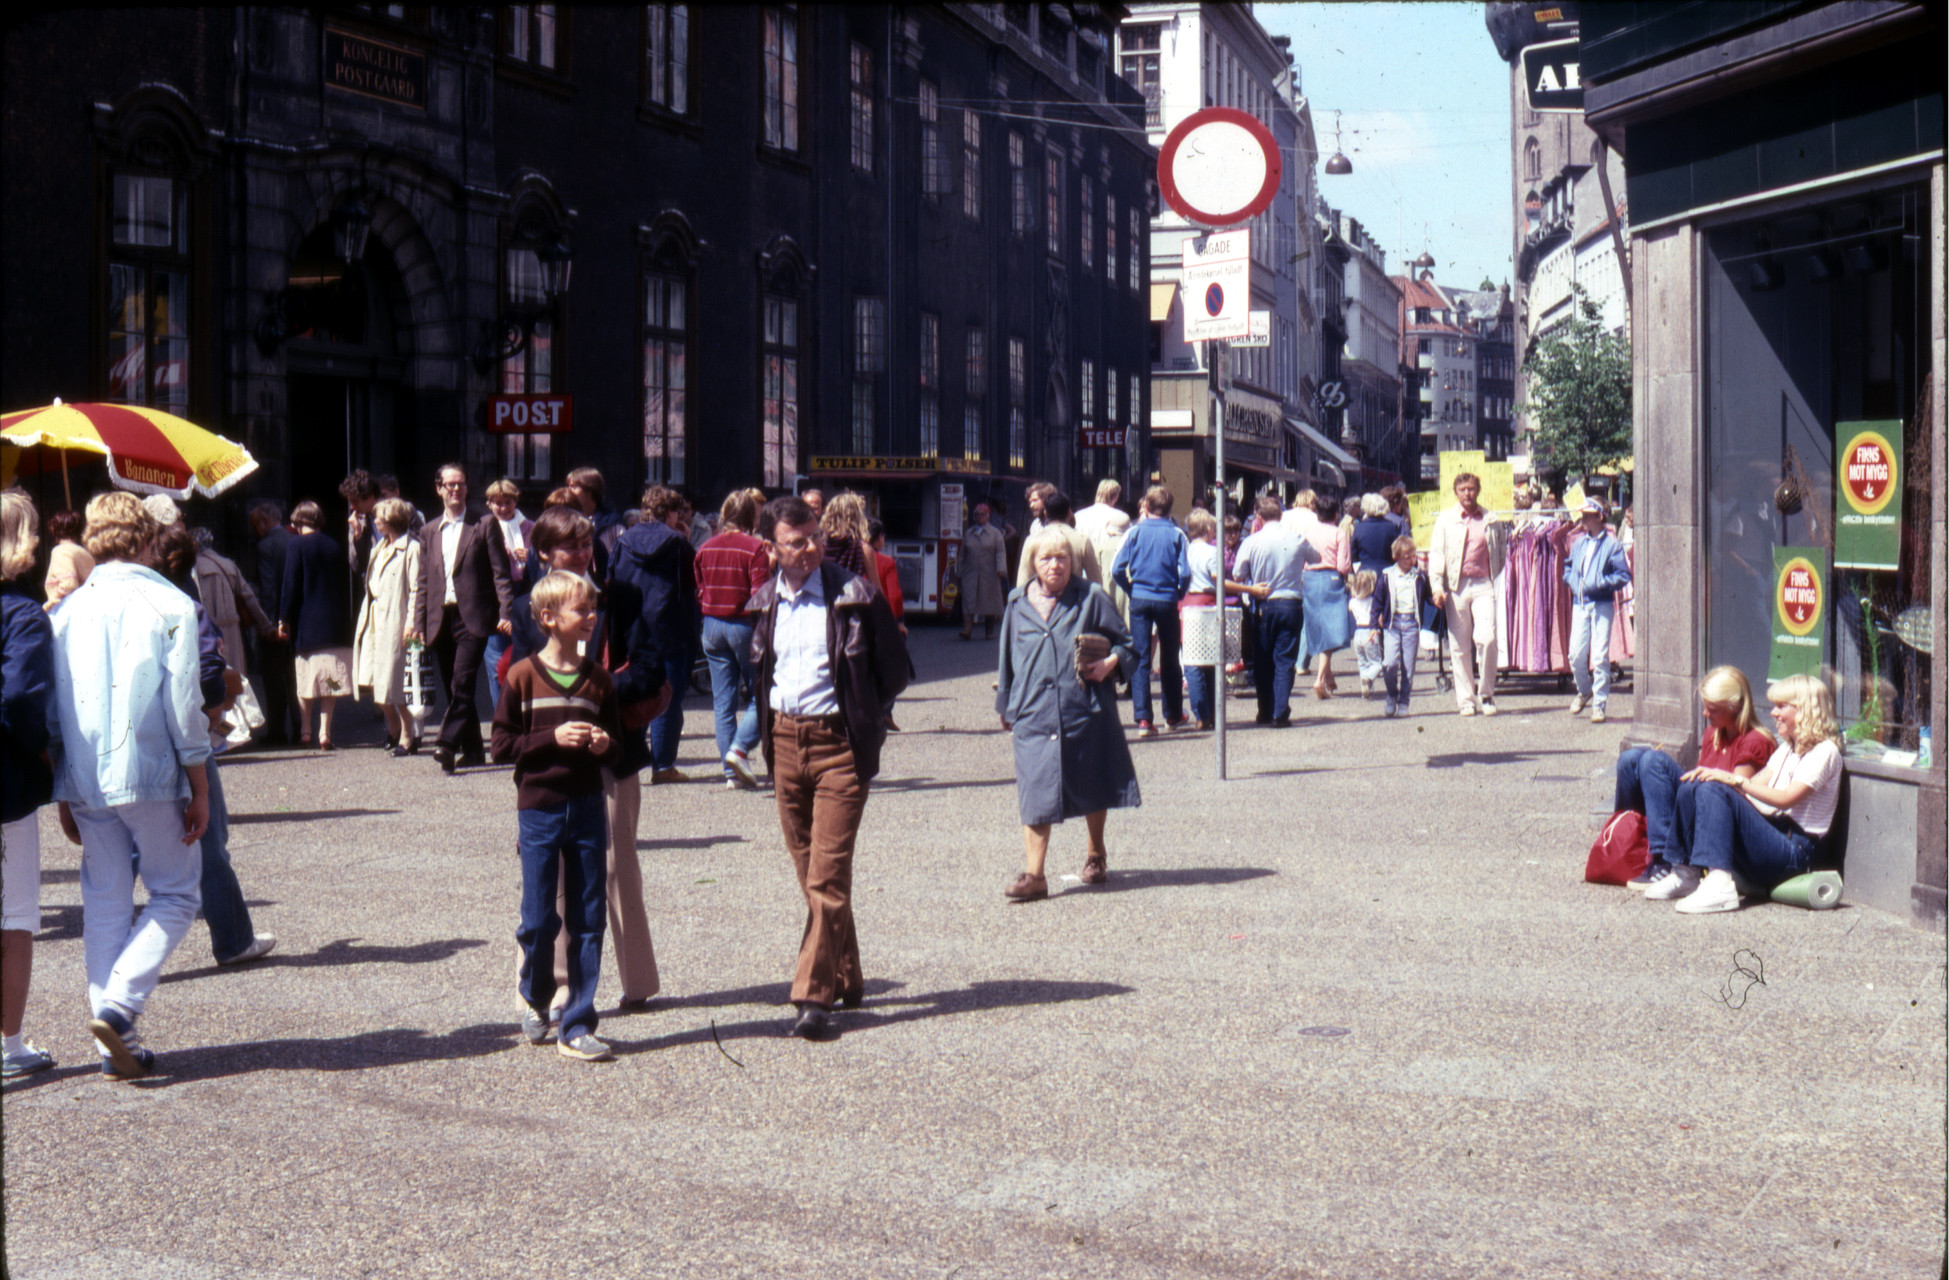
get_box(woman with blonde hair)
[354,498,424,755]
[1651,672,1843,913]
[2,490,58,1075]
[1618,665,1774,892]
[41,508,93,611]
[819,491,874,581]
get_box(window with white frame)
[106,171,192,414]
[1126,372,1142,481]
[1045,146,1062,257]
[503,5,562,70]
[1105,192,1117,286]
[849,42,873,172]
[1127,206,1140,290]
[853,296,883,454]
[763,6,799,152]
[643,4,689,113]
[1008,335,1027,468]
[962,108,982,221]
[641,269,687,485]
[1009,133,1029,234]
[920,80,947,195]
[918,312,940,458]
[963,327,986,460]
[762,292,798,488]
[500,246,556,482]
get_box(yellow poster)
[1438,450,1486,498]
[1477,461,1515,514]
[1407,491,1443,552]
[1562,482,1586,512]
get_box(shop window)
[761,293,798,489]
[962,109,982,222]
[642,270,687,485]
[1702,184,1933,763]
[1009,132,1029,235]
[762,6,799,153]
[918,312,940,458]
[643,4,689,115]
[502,5,563,72]
[849,42,873,173]
[105,170,192,413]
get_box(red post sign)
[486,393,573,434]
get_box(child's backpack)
[1584,809,1650,885]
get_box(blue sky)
[1255,1,1516,291]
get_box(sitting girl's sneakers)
[1675,868,1744,914]
[1644,865,1701,900]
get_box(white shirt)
[768,569,838,717]
[1748,738,1842,837]
[439,515,464,606]
[1187,539,1220,595]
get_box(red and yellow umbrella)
[0,398,258,504]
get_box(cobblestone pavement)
[4,627,1943,1279]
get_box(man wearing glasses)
[409,465,514,772]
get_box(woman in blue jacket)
[2,491,57,1077]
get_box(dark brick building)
[2,5,1153,611]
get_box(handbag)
[1073,632,1112,680]
[1584,808,1650,885]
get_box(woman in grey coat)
[996,526,1142,901]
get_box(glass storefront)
[1703,179,1934,767]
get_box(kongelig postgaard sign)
[1834,419,1902,571]
[325,28,427,110]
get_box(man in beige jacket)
[1427,472,1509,715]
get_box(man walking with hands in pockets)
[749,497,909,1040]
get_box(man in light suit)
[409,464,513,772]
[1427,471,1510,717]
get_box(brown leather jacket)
[749,561,910,781]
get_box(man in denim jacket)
[1563,497,1633,723]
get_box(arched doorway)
[281,220,413,516]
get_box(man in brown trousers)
[749,496,909,1039]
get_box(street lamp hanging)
[1324,111,1353,175]
[537,237,573,302]
[332,197,373,266]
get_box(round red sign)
[1157,107,1283,228]
[1777,556,1822,637]
[1840,429,1896,515]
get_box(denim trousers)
[649,651,691,770]
[1381,616,1420,707]
[77,798,201,1022]
[1677,781,1817,888]
[516,793,609,1041]
[483,630,511,710]
[1569,598,1616,707]
[701,616,760,774]
[1185,665,1213,725]
[1253,599,1303,722]
[1127,597,1183,726]
[197,759,259,962]
[1613,747,1685,866]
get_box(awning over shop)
[1289,417,1358,470]
[1149,283,1176,322]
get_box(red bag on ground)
[1585,809,1650,885]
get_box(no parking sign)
[1181,230,1250,343]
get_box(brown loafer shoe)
[1004,872,1048,902]
[1080,853,1107,885]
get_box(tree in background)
[1520,284,1631,493]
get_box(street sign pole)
[1213,339,1227,782]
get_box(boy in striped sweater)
[491,571,622,1062]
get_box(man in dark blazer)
[410,463,513,772]
[247,500,298,746]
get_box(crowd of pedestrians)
[0,458,1855,1082]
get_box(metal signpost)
[1156,108,1280,781]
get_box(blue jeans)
[1381,616,1420,708]
[649,651,691,771]
[76,799,201,1021]
[701,616,760,774]
[1678,781,1817,888]
[1614,747,1686,866]
[484,631,512,710]
[516,794,609,1041]
[1253,599,1303,722]
[1570,598,1615,707]
[1127,597,1183,726]
[1185,665,1213,725]
[197,760,258,962]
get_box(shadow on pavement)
[157,935,489,984]
[639,834,750,852]
[66,1023,517,1086]
[1087,866,1275,895]
[1422,749,1587,770]
[34,904,82,942]
[872,775,1016,793]
[613,977,1134,1052]
[230,807,401,825]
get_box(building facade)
[1581,0,1944,928]
[1394,271,1477,480]
[3,5,1153,613]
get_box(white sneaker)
[724,748,758,787]
[1479,700,1499,716]
[1645,865,1701,900]
[1569,694,1589,715]
[1590,707,1607,724]
[1382,701,1397,718]
[1458,703,1478,717]
[1626,864,1671,892]
[1675,868,1742,914]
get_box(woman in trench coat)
[995,526,1142,902]
[352,498,423,755]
